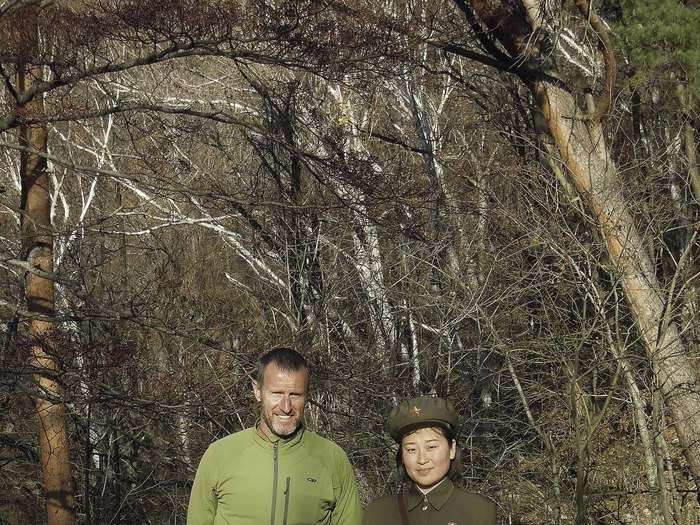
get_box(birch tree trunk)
[17,47,76,525]
[329,84,400,362]
[459,0,700,498]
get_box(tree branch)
[572,0,617,122]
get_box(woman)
[363,396,496,525]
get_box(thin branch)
[572,0,617,122]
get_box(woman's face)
[401,427,456,489]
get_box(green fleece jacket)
[187,427,361,525]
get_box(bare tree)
[14,7,75,523]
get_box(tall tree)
[449,0,700,500]
[14,6,75,524]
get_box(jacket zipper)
[282,476,290,525]
[270,442,279,525]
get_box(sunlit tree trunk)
[17,48,76,525]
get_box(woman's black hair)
[395,425,462,484]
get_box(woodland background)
[1,0,699,523]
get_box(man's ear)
[252,379,262,402]
[449,439,457,461]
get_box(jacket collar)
[405,478,454,511]
[253,421,305,449]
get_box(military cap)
[388,396,458,442]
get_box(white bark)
[328,83,399,360]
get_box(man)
[187,347,362,525]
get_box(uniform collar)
[406,478,454,511]
[253,421,305,449]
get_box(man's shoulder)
[205,427,256,456]
[302,429,341,447]
[300,429,354,474]
[302,430,348,457]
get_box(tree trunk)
[18,59,76,525]
[619,350,666,525]
[460,0,700,499]
[329,83,399,362]
[677,85,700,203]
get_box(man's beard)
[261,409,302,438]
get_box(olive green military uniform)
[362,479,496,525]
[364,396,497,525]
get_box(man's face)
[253,363,308,439]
